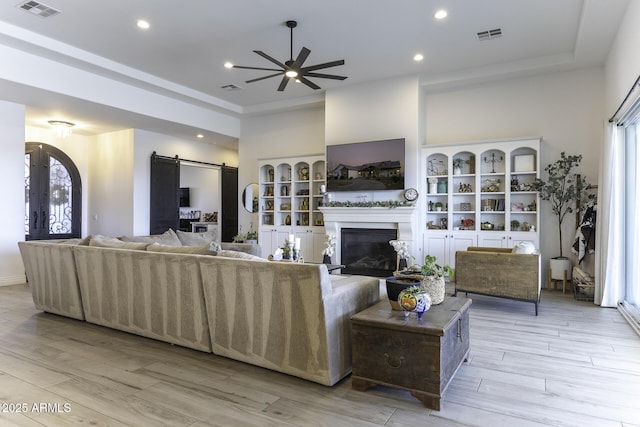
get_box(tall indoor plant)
[531,152,592,278]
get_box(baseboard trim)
[618,301,640,337]
[0,275,27,287]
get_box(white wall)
[179,165,221,217]
[88,129,135,236]
[325,75,421,195]
[605,0,640,115]
[425,67,605,275]
[238,107,325,231]
[0,100,27,285]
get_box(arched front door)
[25,142,82,240]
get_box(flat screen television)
[179,187,190,207]
[326,138,405,192]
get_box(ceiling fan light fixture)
[48,120,75,138]
[285,70,298,78]
[224,62,233,69]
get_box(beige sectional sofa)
[18,230,380,386]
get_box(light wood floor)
[1,283,639,427]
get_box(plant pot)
[246,239,257,245]
[398,287,432,319]
[386,276,421,310]
[550,257,572,280]
[422,275,446,305]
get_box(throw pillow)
[120,229,181,246]
[511,241,537,254]
[216,250,265,261]
[176,229,218,246]
[146,243,216,255]
[89,235,149,250]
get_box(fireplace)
[341,228,397,277]
[319,205,417,277]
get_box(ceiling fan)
[230,20,347,91]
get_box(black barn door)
[150,153,179,234]
[221,165,238,242]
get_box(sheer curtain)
[594,122,626,306]
[626,123,640,306]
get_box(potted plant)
[434,201,443,212]
[245,223,258,244]
[420,255,454,305]
[531,152,593,280]
[385,240,420,310]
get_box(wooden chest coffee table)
[350,297,471,410]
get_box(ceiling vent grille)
[221,84,242,91]
[476,28,502,41]
[17,1,60,18]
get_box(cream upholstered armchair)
[454,246,541,315]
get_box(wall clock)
[403,188,419,202]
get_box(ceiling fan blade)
[233,65,282,72]
[277,76,291,91]
[292,47,311,68]
[304,72,348,80]
[298,76,321,90]
[254,50,288,69]
[300,59,345,73]
[246,72,284,83]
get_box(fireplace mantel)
[319,206,418,264]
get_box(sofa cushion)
[216,249,264,261]
[176,229,218,246]
[146,243,216,255]
[219,242,262,257]
[512,241,537,254]
[120,229,181,246]
[89,235,149,250]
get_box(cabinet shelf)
[422,138,540,265]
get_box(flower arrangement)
[322,233,336,257]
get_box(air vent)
[221,84,242,91]
[17,1,60,18]
[476,28,502,41]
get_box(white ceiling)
[0,0,631,146]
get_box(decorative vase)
[453,166,462,175]
[323,254,332,264]
[398,287,431,319]
[422,275,446,305]
[437,180,447,193]
[386,277,421,310]
[429,183,438,194]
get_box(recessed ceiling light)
[197,134,204,139]
[414,54,424,62]
[136,19,150,29]
[224,62,233,69]
[434,9,448,20]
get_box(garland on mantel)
[324,200,415,208]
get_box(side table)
[350,297,471,410]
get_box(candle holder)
[288,241,295,262]
[483,153,503,173]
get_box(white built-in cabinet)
[258,154,326,262]
[422,138,540,268]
